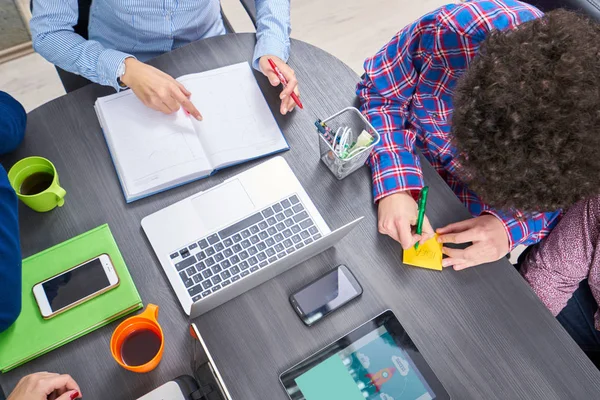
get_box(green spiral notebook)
[0,224,142,372]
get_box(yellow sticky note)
[403,234,443,271]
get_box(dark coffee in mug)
[19,172,54,196]
[120,329,161,366]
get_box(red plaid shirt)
[357,0,561,250]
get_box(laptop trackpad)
[191,179,255,233]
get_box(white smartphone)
[33,254,120,319]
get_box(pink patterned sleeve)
[520,196,600,329]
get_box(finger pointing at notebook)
[121,58,203,120]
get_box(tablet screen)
[280,310,449,400]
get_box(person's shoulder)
[434,0,543,38]
[0,91,26,154]
[0,91,26,122]
[0,91,22,106]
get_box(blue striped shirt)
[30,0,291,90]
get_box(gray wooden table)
[1,33,599,400]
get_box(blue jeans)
[517,249,600,366]
[556,280,600,359]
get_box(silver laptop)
[142,156,362,318]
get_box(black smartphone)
[290,265,362,326]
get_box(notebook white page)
[96,91,212,200]
[95,62,287,202]
[178,63,288,169]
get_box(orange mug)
[110,304,164,373]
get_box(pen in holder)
[316,107,380,180]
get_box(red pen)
[267,58,303,109]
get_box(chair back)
[239,0,257,28]
[31,0,92,38]
[526,0,600,21]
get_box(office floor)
[0,0,29,50]
[0,0,451,112]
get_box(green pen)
[414,186,429,250]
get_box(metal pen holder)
[318,107,380,180]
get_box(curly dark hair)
[451,10,600,213]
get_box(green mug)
[7,156,67,212]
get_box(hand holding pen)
[414,186,429,249]
[259,56,302,115]
[377,191,434,250]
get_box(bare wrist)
[390,191,413,200]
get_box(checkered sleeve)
[357,16,437,203]
[484,208,562,250]
[448,175,562,250]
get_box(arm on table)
[443,178,561,251]
[252,0,291,70]
[356,17,436,202]
[30,1,201,117]
[30,0,133,90]
[0,173,22,333]
[356,18,439,247]
[484,207,561,251]
[436,183,560,270]
[253,0,298,114]
[0,92,26,333]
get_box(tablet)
[280,310,450,400]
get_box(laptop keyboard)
[169,195,322,303]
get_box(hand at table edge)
[6,372,81,400]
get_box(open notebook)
[95,62,288,202]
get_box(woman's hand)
[7,372,81,400]
[259,55,300,115]
[121,58,202,120]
